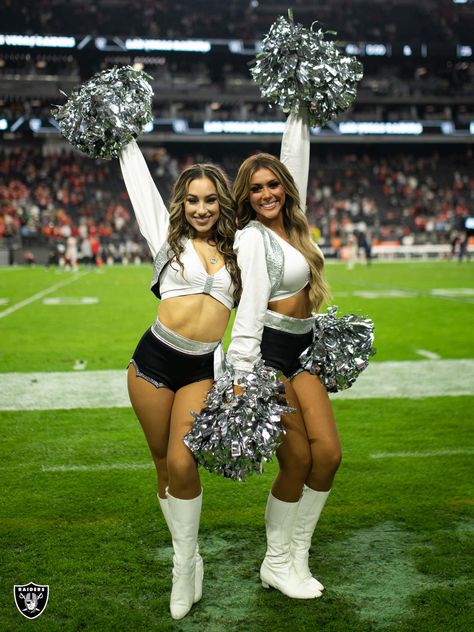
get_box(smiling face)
[248,167,286,225]
[184,177,220,237]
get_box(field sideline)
[1,261,473,631]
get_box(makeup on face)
[248,167,286,222]
[184,177,220,235]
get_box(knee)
[153,455,168,479]
[167,452,197,487]
[327,446,342,474]
[278,442,312,481]
[311,442,342,477]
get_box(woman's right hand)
[233,384,244,397]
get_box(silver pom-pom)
[51,65,154,159]
[184,361,292,481]
[251,14,363,127]
[299,306,375,392]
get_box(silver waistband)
[151,319,220,355]
[264,309,314,335]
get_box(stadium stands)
[0,0,473,263]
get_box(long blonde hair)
[233,153,329,310]
[168,163,241,304]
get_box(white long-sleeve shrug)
[226,112,311,377]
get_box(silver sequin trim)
[150,241,172,295]
[264,309,314,334]
[129,359,167,390]
[151,319,219,355]
[245,221,284,295]
[203,275,214,294]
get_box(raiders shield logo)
[14,582,49,619]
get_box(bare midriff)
[158,294,230,342]
[268,285,312,319]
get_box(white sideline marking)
[415,349,441,360]
[0,272,89,319]
[40,450,474,473]
[42,463,152,472]
[370,449,474,459]
[430,288,474,297]
[332,359,474,400]
[0,360,473,411]
[43,297,99,305]
[353,290,417,299]
[0,370,129,410]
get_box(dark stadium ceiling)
[0,0,472,142]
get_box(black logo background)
[14,582,49,619]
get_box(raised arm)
[226,227,272,380]
[119,140,169,259]
[280,111,310,212]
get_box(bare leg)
[291,371,342,491]
[271,375,312,502]
[127,364,174,498]
[167,379,213,500]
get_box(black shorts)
[130,327,216,392]
[260,325,313,379]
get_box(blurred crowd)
[1,52,472,128]
[1,0,472,43]
[1,142,472,265]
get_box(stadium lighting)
[203,120,285,134]
[9,116,24,132]
[457,45,473,57]
[124,38,211,53]
[172,119,189,133]
[365,44,388,56]
[345,44,362,55]
[0,34,76,48]
[0,118,8,130]
[338,122,423,135]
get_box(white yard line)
[0,271,89,319]
[370,449,474,459]
[415,349,441,360]
[39,449,474,474]
[0,359,473,411]
[42,463,153,472]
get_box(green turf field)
[1,261,473,631]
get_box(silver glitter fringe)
[51,65,154,159]
[299,306,375,392]
[184,360,292,481]
[251,15,363,127]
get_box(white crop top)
[119,140,234,311]
[160,239,234,310]
[270,231,310,301]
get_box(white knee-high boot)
[166,490,203,620]
[260,493,322,599]
[290,486,329,592]
[157,495,203,603]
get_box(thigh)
[276,375,311,465]
[168,379,214,459]
[127,364,174,459]
[167,379,213,497]
[291,371,340,449]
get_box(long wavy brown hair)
[168,163,241,304]
[233,153,329,311]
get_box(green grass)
[0,261,473,630]
[0,260,473,371]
